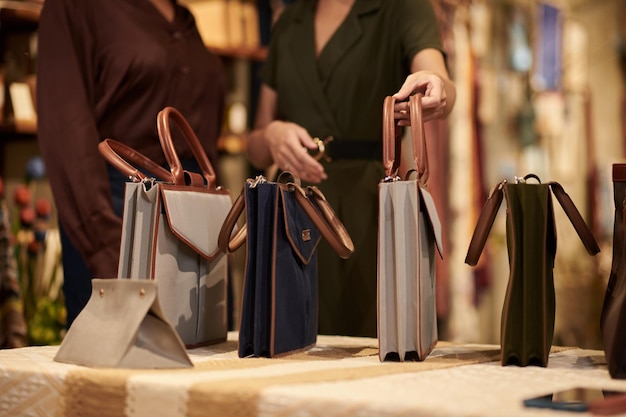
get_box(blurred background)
[0,0,624,349]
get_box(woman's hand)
[393,70,448,125]
[264,120,327,183]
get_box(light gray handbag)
[377,94,443,362]
[54,279,192,368]
[98,107,231,347]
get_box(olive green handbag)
[465,174,599,366]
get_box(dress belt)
[317,138,382,162]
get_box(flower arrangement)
[4,156,65,346]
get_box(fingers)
[265,121,327,183]
[278,145,327,183]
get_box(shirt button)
[172,31,181,40]
[180,66,190,74]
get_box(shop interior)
[0,0,624,352]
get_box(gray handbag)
[98,107,232,347]
[54,279,192,368]
[377,95,443,362]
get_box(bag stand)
[55,279,192,368]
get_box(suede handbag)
[377,94,443,362]
[465,174,599,366]
[601,163,626,378]
[98,106,232,348]
[218,172,354,357]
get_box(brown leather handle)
[464,181,505,266]
[157,106,217,188]
[548,181,600,256]
[217,174,354,259]
[97,138,173,182]
[382,96,401,178]
[218,173,297,254]
[293,184,354,259]
[409,94,429,184]
[465,178,601,266]
[217,188,247,253]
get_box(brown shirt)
[36,0,226,277]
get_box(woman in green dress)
[246,0,456,337]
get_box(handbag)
[54,279,192,368]
[377,94,443,362]
[218,172,354,357]
[465,174,600,366]
[601,163,626,378]
[98,106,232,347]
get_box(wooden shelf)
[0,1,42,30]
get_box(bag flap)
[280,187,321,265]
[419,185,443,258]
[160,185,232,260]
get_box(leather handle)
[218,173,295,254]
[464,181,505,266]
[157,106,217,188]
[217,173,355,259]
[549,181,600,256]
[382,96,401,178]
[217,188,247,253]
[97,138,173,182]
[465,179,601,266]
[409,94,429,183]
[293,184,354,259]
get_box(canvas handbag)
[465,174,600,367]
[218,172,354,358]
[377,94,443,362]
[98,106,232,347]
[601,163,626,378]
[55,279,192,368]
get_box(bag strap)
[465,178,601,266]
[548,181,600,256]
[464,181,505,266]
[97,138,173,182]
[218,188,246,253]
[157,106,218,188]
[409,93,429,184]
[292,183,354,259]
[382,96,401,178]
[217,173,354,259]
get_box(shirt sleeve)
[258,2,293,89]
[396,0,444,64]
[36,0,122,278]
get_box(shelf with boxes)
[0,0,40,138]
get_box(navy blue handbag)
[219,172,354,357]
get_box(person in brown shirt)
[36,0,226,327]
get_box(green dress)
[260,0,444,337]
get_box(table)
[0,332,623,417]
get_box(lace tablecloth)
[0,332,622,417]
